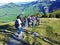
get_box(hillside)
[0,18,60,45]
[0,1,43,22]
[0,1,60,22]
[49,1,60,12]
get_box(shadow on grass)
[0,24,10,29]
[0,24,16,32]
[46,25,60,44]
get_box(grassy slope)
[27,18,60,45]
[0,3,44,22]
[0,18,60,45]
[0,7,22,22]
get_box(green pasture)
[27,18,60,45]
[0,18,60,45]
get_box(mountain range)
[0,0,60,21]
[0,0,60,15]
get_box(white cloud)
[50,0,56,1]
[0,0,37,3]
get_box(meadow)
[0,18,60,45]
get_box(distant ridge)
[0,0,60,19]
[49,1,60,12]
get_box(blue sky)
[0,0,37,3]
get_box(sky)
[0,0,57,4]
[0,0,37,3]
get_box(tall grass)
[0,18,60,45]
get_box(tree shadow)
[0,24,16,32]
[0,24,10,29]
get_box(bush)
[49,13,56,18]
[56,14,60,18]
[49,10,60,18]
[42,14,47,18]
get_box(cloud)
[0,0,37,3]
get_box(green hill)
[0,1,50,22]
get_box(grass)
[27,18,60,45]
[0,41,3,45]
[0,18,60,45]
